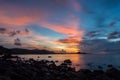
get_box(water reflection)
[16,54,120,70]
[17,54,84,70]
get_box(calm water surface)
[16,54,120,70]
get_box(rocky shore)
[0,58,120,80]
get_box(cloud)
[56,36,80,44]
[0,28,6,34]
[9,31,16,37]
[25,28,29,33]
[0,0,84,52]
[40,22,79,35]
[108,31,120,39]
[0,28,32,37]
[79,39,120,54]
[39,14,84,36]
[85,31,101,38]
[109,21,116,27]
[0,1,69,28]
[14,38,21,46]
[0,16,36,26]
[0,0,83,36]
[55,35,83,52]
[21,36,51,50]
[0,1,49,27]
[84,30,107,40]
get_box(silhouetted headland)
[77,52,88,54]
[0,46,88,54]
[0,46,55,54]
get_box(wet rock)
[64,59,72,65]
[0,76,11,80]
[0,57,120,80]
[106,67,120,80]
[48,56,52,58]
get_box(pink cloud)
[0,0,84,52]
[0,16,35,26]
[41,22,78,35]
[0,1,83,36]
[39,15,84,36]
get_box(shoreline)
[0,57,120,80]
[0,53,88,56]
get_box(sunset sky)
[0,0,120,53]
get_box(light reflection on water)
[16,54,120,70]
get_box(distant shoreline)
[0,46,88,55]
[0,53,87,55]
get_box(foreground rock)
[0,58,120,80]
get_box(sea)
[15,54,120,71]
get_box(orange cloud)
[56,36,80,44]
[55,36,82,52]
[37,15,84,52]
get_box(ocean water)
[16,54,120,70]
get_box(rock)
[64,59,72,65]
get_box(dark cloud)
[109,31,119,36]
[116,41,120,44]
[108,18,120,27]
[14,38,21,46]
[0,28,30,37]
[25,28,29,33]
[0,28,6,34]
[108,31,120,39]
[9,28,30,37]
[109,21,116,27]
[9,31,16,37]
[79,39,120,54]
[85,31,101,38]
[84,30,105,40]
[16,30,21,34]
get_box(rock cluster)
[0,58,120,80]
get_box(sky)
[0,0,120,53]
